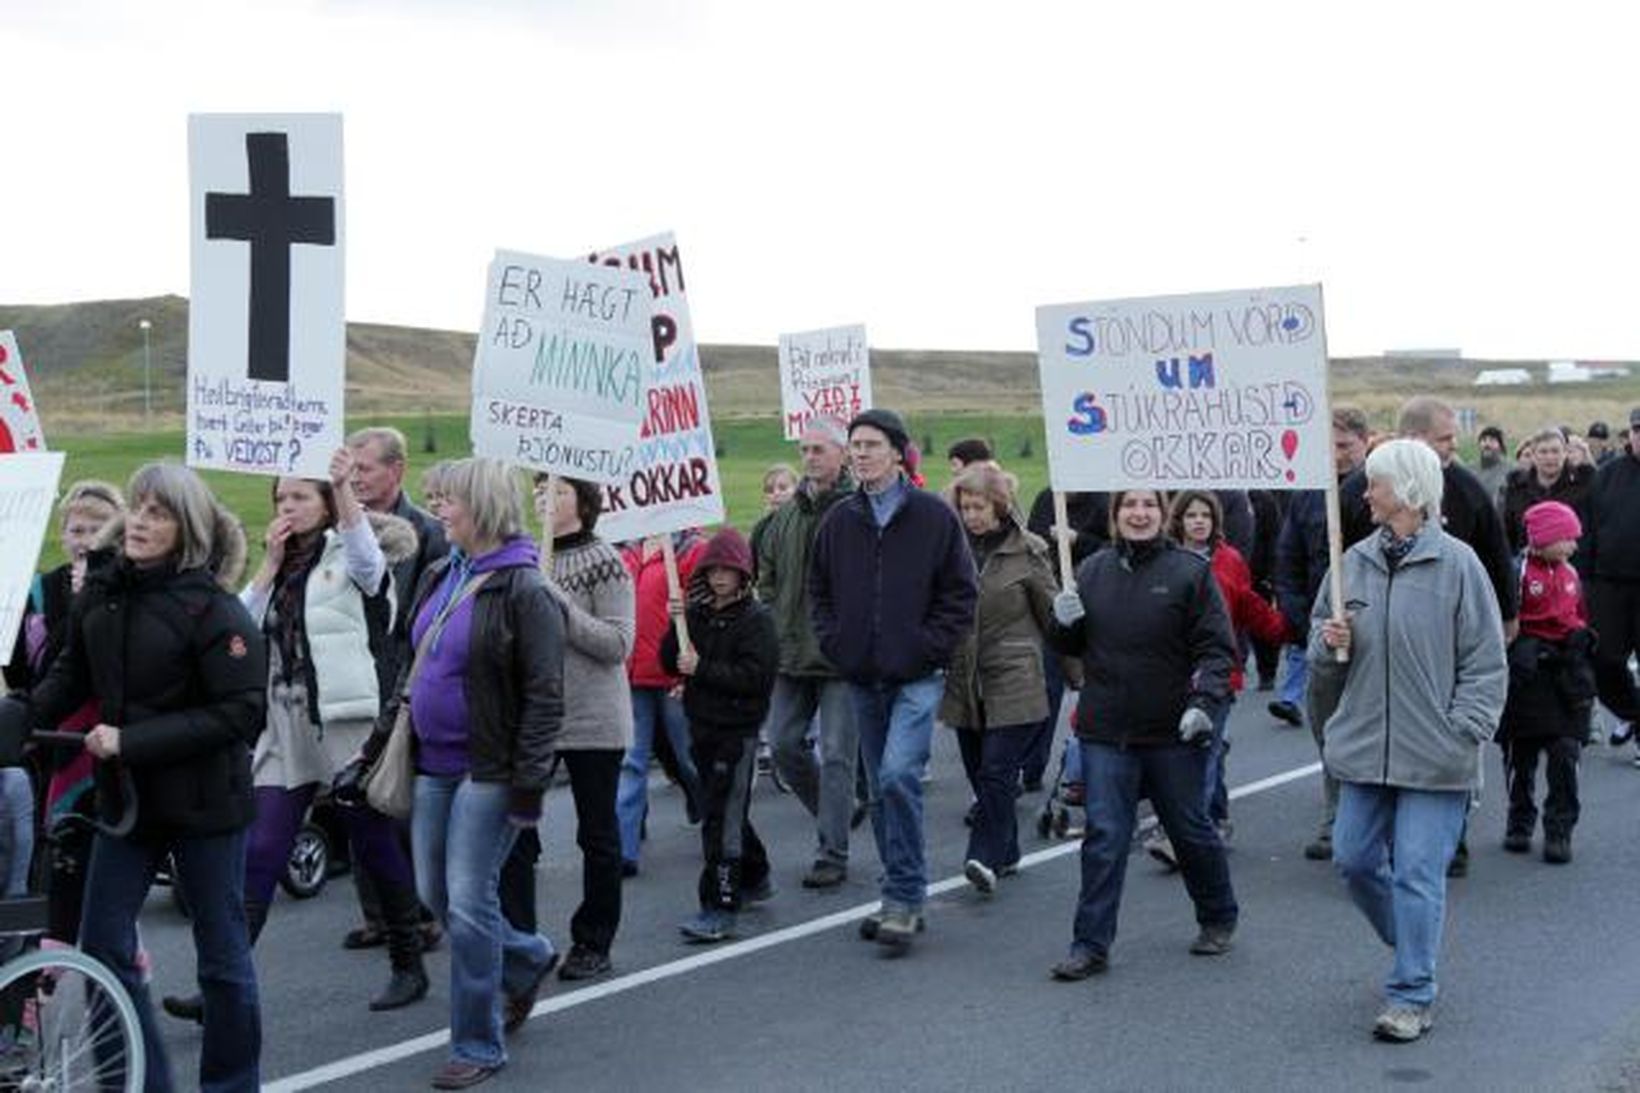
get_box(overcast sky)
[4,0,1635,359]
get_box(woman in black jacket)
[1500,427,1594,555]
[1046,488,1239,981]
[386,458,564,1090]
[4,462,266,1093]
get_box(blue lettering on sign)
[1064,317,1096,357]
[1067,393,1108,435]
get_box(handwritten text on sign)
[470,252,655,484]
[777,324,871,441]
[187,113,345,480]
[584,233,725,541]
[0,332,46,454]
[1035,285,1331,492]
[0,452,66,669]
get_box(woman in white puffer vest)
[161,447,427,1025]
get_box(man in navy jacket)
[809,409,977,951]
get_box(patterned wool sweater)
[546,530,637,751]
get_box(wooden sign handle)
[1323,474,1349,664]
[660,535,693,658]
[1051,490,1075,589]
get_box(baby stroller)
[1036,733,1085,840]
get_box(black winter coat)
[659,596,779,735]
[1581,452,1640,583]
[1340,461,1518,621]
[1500,632,1597,741]
[26,555,267,837]
[379,556,564,807]
[1050,539,1235,747]
[1274,487,1331,633]
[1500,464,1593,555]
[809,483,978,685]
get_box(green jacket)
[939,522,1057,731]
[756,472,854,677]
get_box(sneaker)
[963,859,997,895]
[1144,830,1178,871]
[874,908,924,951]
[679,909,736,944]
[1446,840,1469,878]
[1610,721,1635,747]
[342,923,386,950]
[1543,835,1572,864]
[1050,947,1108,981]
[161,993,204,1025]
[963,801,979,828]
[557,945,612,982]
[1502,831,1531,854]
[1189,924,1235,956]
[1215,819,1235,847]
[1373,1004,1434,1042]
[1267,700,1304,728]
[801,860,848,889]
[1303,836,1332,861]
[740,877,778,904]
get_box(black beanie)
[848,409,910,458]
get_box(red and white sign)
[0,332,46,454]
[777,324,870,441]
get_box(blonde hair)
[762,463,798,491]
[947,462,1018,523]
[61,479,124,525]
[440,458,526,545]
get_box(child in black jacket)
[660,527,779,942]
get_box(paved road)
[129,698,1640,1092]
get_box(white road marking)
[264,758,1322,1091]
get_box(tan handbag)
[362,572,491,818]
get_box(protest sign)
[470,251,655,484]
[1035,284,1332,492]
[583,232,725,540]
[777,324,870,440]
[0,452,66,669]
[187,113,344,480]
[0,332,45,454]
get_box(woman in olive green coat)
[941,463,1061,895]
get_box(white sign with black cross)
[187,113,345,480]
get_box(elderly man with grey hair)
[1310,438,1507,1044]
[755,416,860,889]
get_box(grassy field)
[27,412,1052,572]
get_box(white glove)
[1178,707,1213,746]
[1053,590,1085,627]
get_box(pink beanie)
[1524,500,1582,549]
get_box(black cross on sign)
[205,132,336,383]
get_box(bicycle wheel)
[0,947,146,1092]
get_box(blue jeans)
[955,724,1033,870]
[617,687,701,865]
[1071,741,1237,956]
[851,675,942,911]
[1201,700,1234,824]
[80,830,260,1093]
[767,676,859,865]
[1279,643,1308,707]
[412,775,554,1069]
[1332,782,1468,1008]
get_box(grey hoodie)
[1308,525,1507,792]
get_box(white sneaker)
[963,859,997,895]
[1144,829,1178,870]
[1373,1005,1434,1042]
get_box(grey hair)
[1397,396,1455,439]
[1364,438,1444,520]
[799,415,848,449]
[347,426,408,466]
[124,462,221,572]
[1526,426,1566,449]
[441,458,526,546]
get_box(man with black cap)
[809,408,977,951]
[1581,407,1640,754]
[1587,421,1616,467]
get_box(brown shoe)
[503,951,560,1033]
[430,1061,500,1089]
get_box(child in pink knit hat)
[1499,500,1593,863]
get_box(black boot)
[370,884,429,1012]
[163,899,268,1025]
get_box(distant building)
[1547,360,1593,384]
[1385,348,1463,360]
[1473,369,1532,387]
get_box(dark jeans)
[499,826,542,934]
[1019,648,1066,786]
[563,750,624,954]
[80,829,260,1093]
[1504,737,1581,837]
[955,724,1032,870]
[691,732,769,912]
[1071,741,1237,957]
[1588,579,1640,723]
[1202,701,1233,825]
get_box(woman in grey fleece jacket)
[536,475,636,982]
[1309,439,1508,1045]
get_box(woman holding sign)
[1309,439,1506,1042]
[1047,488,1239,981]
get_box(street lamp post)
[139,319,152,427]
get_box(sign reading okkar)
[471,251,655,484]
[1036,284,1332,492]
